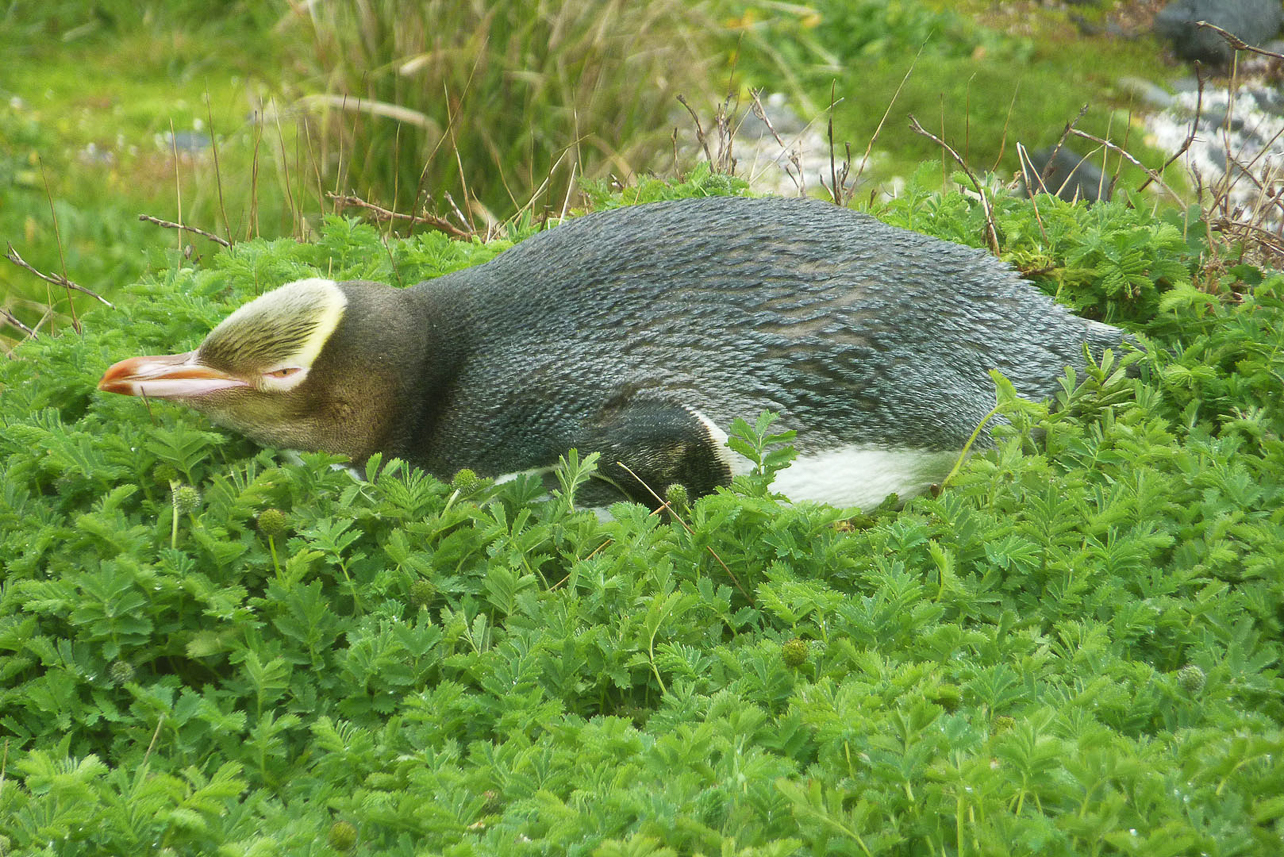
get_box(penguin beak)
[98,352,250,398]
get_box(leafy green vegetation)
[4,2,1282,853]
[2,168,1282,852]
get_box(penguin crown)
[198,278,347,389]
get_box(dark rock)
[1154,0,1284,66]
[1021,146,1110,203]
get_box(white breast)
[769,446,959,509]
[692,407,958,510]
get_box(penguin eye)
[259,366,308,391]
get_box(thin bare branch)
[1041,103,1090,192]
[1067,128,1183,203]
[907,114,1001,255]
[1,307,36,339]
[327,193,475,240]
[1214,216,1284,258]
[677,94,713,165]
[5,244,114,308]
[137,214,232,248]
[1197,21,1284,60]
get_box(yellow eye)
[265,367,301,379]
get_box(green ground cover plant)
[1,170,1282,854]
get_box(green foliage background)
[2,168,1283,853]
[2,1,1282,854]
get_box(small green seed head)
[782,638,809,668]
[153,463,179,486]
[664,482,689,511]
[257,508,289,538]
[451,468,481,491]
[171,483,201,514]
[408,579,437,609]
[1178,665,1206,694]
[327,820,358,852]
[108,660,135,686]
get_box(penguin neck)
[373,277,475,466]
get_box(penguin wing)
[574,401,739,508]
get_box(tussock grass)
[280,0,724,221]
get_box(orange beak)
[98,352,250,398]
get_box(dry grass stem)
[39,158,79,333]
[1067,128,1183,203]
[205,93,232,242]
[1014,143,1050,242]
[855,44,923,187]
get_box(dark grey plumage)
[389,197,1128,466]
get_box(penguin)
[99,196,1135,509]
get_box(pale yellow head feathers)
[198,278,348,375]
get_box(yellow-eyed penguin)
[99,196,1135,508]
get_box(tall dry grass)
[280,0,724,222]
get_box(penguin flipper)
[576,402,735,509]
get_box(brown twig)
[5,244,114,308]
[1067,128,1183,203]
[1040,104,1090,193]
[137,214,232,248]
[1213,217,1284,257]
[1,307,36,339]
[615,461,752,603]
[1197,21,1284,61]
[907,114,1001,255]
[677,94,713,166]
[745,89,803,194]
[823,82,852,206]
[1141,69,1204,194]
[327,193,475,240]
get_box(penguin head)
[99,278,405,461]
